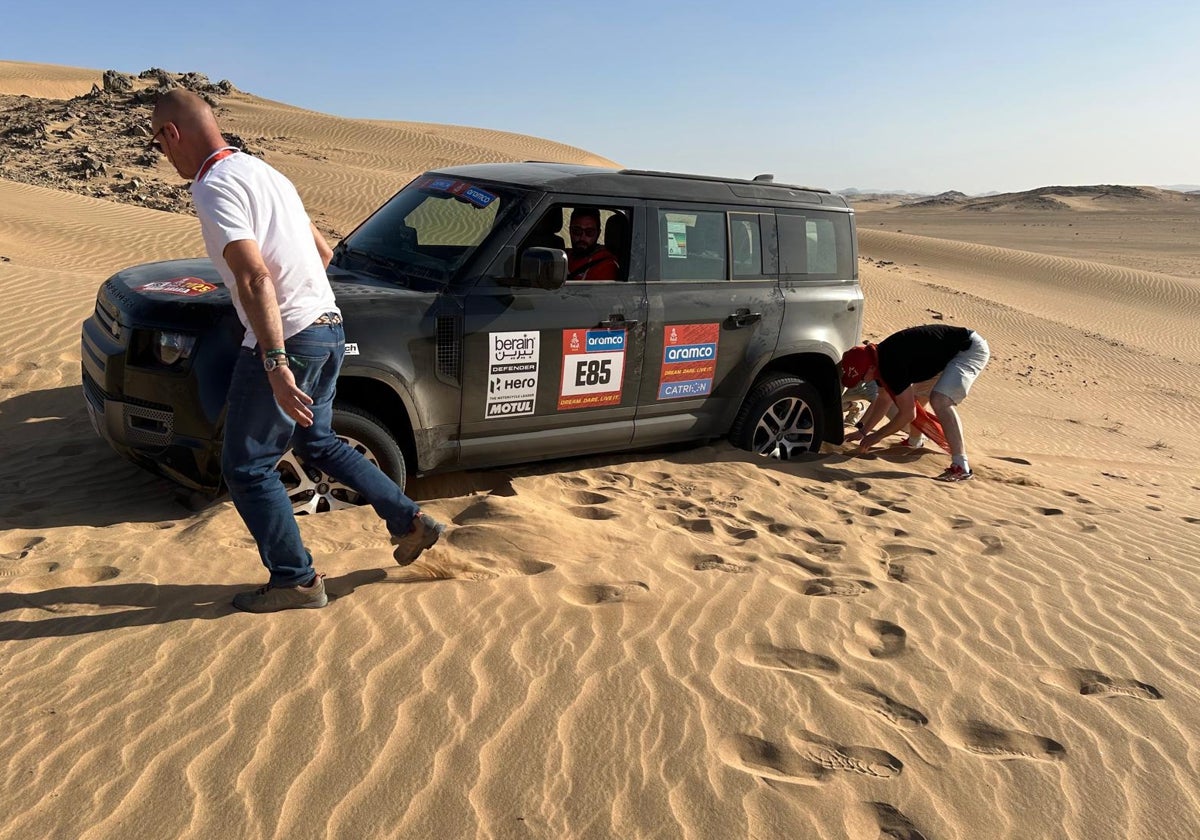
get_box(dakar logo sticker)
[134,277,218,296]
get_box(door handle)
[728,308,761,328]
[600,315,639,330]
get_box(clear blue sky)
[6,0,1198,194]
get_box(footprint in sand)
[994,456,1032,466]
[563,581,650,606]
[866,802,929,840]
[854,619,907,659]
[5,565,121,593]
[1075,669,1163,700]
[948,515,975,530]
[837,685,928,730]
[954,720,1065,761]
[804,578,876,598]
[793,730,904,779]
[741,643,840,677]
[1037,507,1065,516]
[0,536,46,558]
[718,734,828,786]
[568,506,619,521]
[777,553,830,577]
[566,490,612,506]
[1183,516,1200,525]
[693,554,752,574]
[980,534,1004,555]
[0,561,60,579]
[412,554,554,582]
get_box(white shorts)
[932,331,989,404]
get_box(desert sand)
[2,61,1199,839]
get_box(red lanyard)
[194,147,238,182]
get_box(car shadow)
[0,385,197,529]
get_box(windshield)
[335,175,528,284]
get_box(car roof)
[429,162,851,210]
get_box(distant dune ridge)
[3,60,1200,840]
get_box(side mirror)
[517,247,567,290]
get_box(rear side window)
[730,213,763,278]
[777,210,854,280]
[657,209,727,281]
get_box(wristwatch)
[263,354,290,372]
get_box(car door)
[457,199,648,468]
[632,204,784,446]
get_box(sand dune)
[3,62,1200,840]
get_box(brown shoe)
[391,513,446,565]
[233,573,327,613]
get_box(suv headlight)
[153,331,197,366]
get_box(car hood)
[101,258,432,329]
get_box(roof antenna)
[752,173,774,182]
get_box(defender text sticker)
[558,328,626,411]
[486,331,539,418]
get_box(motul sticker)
[134,277,217,296]
[658,323,718,400]
[558,328,625,411]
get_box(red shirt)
[567,247,620,281]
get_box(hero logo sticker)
[558,328,626,411]
[486,331,539,418]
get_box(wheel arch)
[334,375,418,474]
[745,351,845,445]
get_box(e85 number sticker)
[558,328,626,411]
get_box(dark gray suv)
[80,163,863,513]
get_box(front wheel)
[275,404,407,516]
[729,374,825,459]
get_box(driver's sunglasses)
[147,126,166,153]
[569,226,599,236]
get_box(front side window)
[337,175,529,284]
[657,209,726,281]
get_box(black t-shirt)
[877,325,973,394]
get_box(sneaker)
[391,513,446,566]
[935,464,974,482]
[233,573,327,612]
[901,435,926,448]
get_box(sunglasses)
[147,125,166,153]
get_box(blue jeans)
[222,321,421,587]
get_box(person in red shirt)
[841,324,990,482]
[566,208,620,281]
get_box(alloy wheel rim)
[751,396,816,459]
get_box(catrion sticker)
[486,331,539,418]
[344,343,360,356]
[658,323,719,400]
[558,328,626,411]
[134,277,218,296]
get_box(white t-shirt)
[191,150,338,348]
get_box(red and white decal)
[134,277,218,296]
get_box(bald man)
[150,90,445,612]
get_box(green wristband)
[265,348,287,357]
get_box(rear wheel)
[730,374,825,459]
[275,404,406,516]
